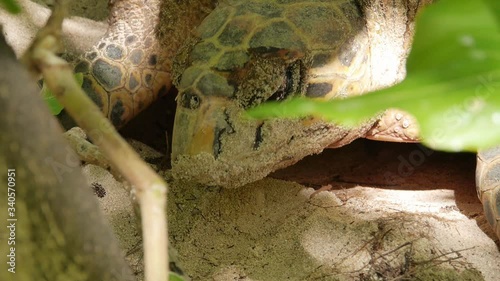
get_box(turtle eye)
[180,90,201,109]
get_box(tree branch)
[20,1,170,280]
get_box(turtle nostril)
[180,90,201,109]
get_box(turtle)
[75,0,499,240]
[167,0,500,239]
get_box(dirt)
[85,139,500,281]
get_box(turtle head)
[171,1,368,187]
[171,66,237,159]
[171,49,356,187]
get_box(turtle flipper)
[75,0,216,128]
[75,0,166,128]
[476,146,500,239]
[365,109,420,143]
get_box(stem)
[23,1,169,280]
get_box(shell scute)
[310,52,333,68]
[476,147,500,237]
[191,42,221,63]
[480,164,500,193]
[338,0,364,25]
[197,6,233,39]
[74,61,90,73]
[481,196,499,232]
[249,21,305,51]
[286,5,352,49]
[133,87,154,114]
[125,35,137,46]
[86,51,98,61]
[479,146,500,162]
[338,44,357,66]
[218,17,255,47]
[109,90,133,127]
[306,82,333,98]
[215,51,250,71]
[144,73,153,88]
[276,0,332,3]
[179,67,204,89]
[105,44,125,60]
[127,71,141,92]
[128,49,144,65]
[109,99,126,128]
[235,2,283,18]
[82,77,107,114]
[92,59,124,91]
[197,72,235,97]
[148,54,158,66]
[152,72,170,97]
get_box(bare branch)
[21,1,169,280]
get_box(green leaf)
[42,84,64,116]
[247,0,500,152]
[0,0,21,14]
[74,72,84,87]
[483,0,500,24]
[169,272,186,281]
[42,73,84,115]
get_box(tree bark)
[0,33,135,281]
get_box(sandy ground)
[0,0,107,58]
[84,139,500,281]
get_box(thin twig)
[22,1,169,280]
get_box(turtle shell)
[176,0,369,105]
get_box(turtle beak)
[171,96,232,161]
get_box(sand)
[85,139,500,281]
